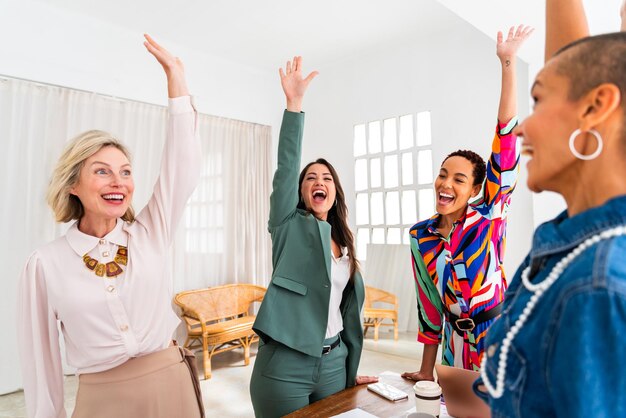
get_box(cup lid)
[413,380,442,397]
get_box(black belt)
[446,304,502,335]
[322,337,341,355]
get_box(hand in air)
[279,56,319,112]
[496,25,534,64]
[143,34,188,97]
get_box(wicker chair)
[363,285,399,341]
[174,283,266,379]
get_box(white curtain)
[0,77,272,394]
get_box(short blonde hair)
[47,130,135,223]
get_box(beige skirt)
[72,346,203,418]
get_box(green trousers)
[249,335,348,417]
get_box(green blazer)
[253,110,364,388]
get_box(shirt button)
[103,251,110,257]
[487,344,497,358]
[107,285,115,293]
[324,284,329,288]
[120,325,128,332]
[99,239,106,245]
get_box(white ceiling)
[39,0,623,73]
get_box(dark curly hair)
[442,150,486,186]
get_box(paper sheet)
[331,408,380,418]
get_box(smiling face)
[70,145,135,224]
[435,156,481,217]
[514,60,581,193]
[300,163,336,220]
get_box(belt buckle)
[455,318,475,332]
[322,345,332,355]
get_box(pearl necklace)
[480,225,626,399]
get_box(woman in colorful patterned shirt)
[402,25,532,381]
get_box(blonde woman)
[17,35,204,418]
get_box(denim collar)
[530,194,626,259]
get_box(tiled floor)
[0,331,425,418]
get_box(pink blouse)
[17,96,201,418]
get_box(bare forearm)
[286,98,302,113]
[166,71,189,98]
[419,343,439,377]
[498,57,517,123]
[545,0,589,62]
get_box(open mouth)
[521,144,534,158]
[102,193,125,204]
[312,189,327,204]
[437,192,455,206]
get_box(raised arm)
[139,35,201,244]
[474,26,532,218]
[268,57,318,228]
[496,25,533,124]
[545,0,589,61]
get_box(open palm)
[279,56,319,103]
[497,25,534,60]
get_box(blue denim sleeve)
[548,290,626,418]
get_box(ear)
[471,184,481,198]
[580,83,622,130]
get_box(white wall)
[0,0,282,395]
[302,4,534,278]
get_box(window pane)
[383,155,398,188]
[401,152,413,185]
[385,191,400,225]
[354,124,366,156]
[402,190,417,224]
[355,159,368,191]
[372,228,385,244]
[387,228,401,244]
[383,118,397,152]
[417,150,433,184]
[356,193,369,225]
[399,114,414,149]
[370,192,384,225]
[402,227,411,244]
[368,121,381,154]
[357,228,370,260]
[370,158,381,188]
[419,188,435,220]
[417,111,432,146]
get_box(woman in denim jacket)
[475,14,626,418]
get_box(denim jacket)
[475,195,626,418]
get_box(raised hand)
[279,56,319,112]
[143,34,189,98]
[496,25,534,65]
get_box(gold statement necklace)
[83,246,128,277]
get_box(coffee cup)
[413,380,442,417]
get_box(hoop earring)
[568,129,603,160]
[334,199,338,207]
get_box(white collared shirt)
[17,96,201,418]
[325,247,351,338]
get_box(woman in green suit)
[250,56,378,417]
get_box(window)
[185,152,224,253]
[354,112,435,260]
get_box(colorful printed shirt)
[409,117,520,371]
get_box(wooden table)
[285,374,415,417]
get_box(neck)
[439,205,467,229]
[559,155,626,217]
[78,216,118,238]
